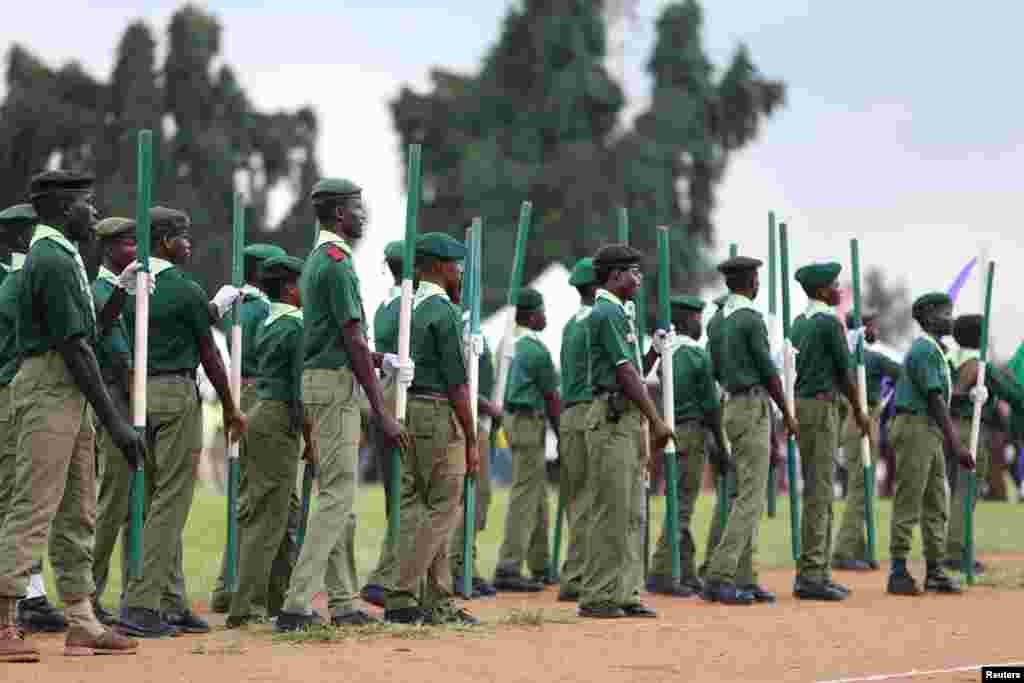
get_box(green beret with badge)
[795,262,842,292]
[517,287,544,313]
[670,294,706,312]
[717,255,763,276]
[911,292,952,319]
[568,257,595,287]
[415,232,466,261]
[93,217,136,240]
[0,203,37,227]
[259,255,304,280]
[384,240,405,261]
[28,170,94,199]
[244,243,287,261]
[310,178,362,201]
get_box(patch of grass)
[497,607,580,627]
[272,621,487,645]
[190,639,246,655]
[973,565,1024,590]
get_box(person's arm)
[747,312,798,435]
[697,353,729,458]
[832,318,870,435]
[198,332,246,442]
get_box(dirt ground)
[7,556,1023,683]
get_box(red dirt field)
[6,556,1022,683]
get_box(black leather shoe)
[472,578,497,598]
[827,580,851,597]
[793,579,846,601]
[384,607,437,625]
[578,604,625,619]
[701,581,754,605]
[621,604,657,618]
[557,589,580,602]
[532,572,558,586]
[119,607,180,638]
[868,560,880,570]
[332,608,379,626]
[360,584,387,608]
[17,597,67,633]
[832,558,872,571]
[886,572,922,596]
[493,573,544,593]
[739,584,776,604]
[646,575,696,597]
[274,610,325,632]
[162,609,210,634]
[925,570,962,594]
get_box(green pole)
[128,129,152,581]
[657,226,681,582]
[717,243,739,531]
[461,218,482,597]
[617,206,629,243]
[224,192,244,593]
[296,463,315,550]
[779,222,801,561]
[767,213,778,517]
[390,144,422,549]
[965,261,995,585]
[850,239,877,566]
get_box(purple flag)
[947,256,977,304]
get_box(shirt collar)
[314,227,353,255]
[723,293,758,319]
[31,224,79,256]
[242,283,269,302]
[5,252,26,273]
[265,301,303,326]
[149,257,175,278]
[574,304,593,322]
[413,280,450,310]
[385,285,401,305]
[804,299,838,320]
[98,265,119,285]
[595,288,625,310]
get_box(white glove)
[846,326,866,353]
[623,301,636,320]
[652,327,675,355]
[211,285,242,318]
[383,353,415,385]
[970,385,990,405]
[116,261,156,295]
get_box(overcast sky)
[5,1,1024,358]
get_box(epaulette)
[326,245,348,262]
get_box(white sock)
[25,573,47,601]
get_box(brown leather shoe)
[64,626,138,656]
[0,625,40,663]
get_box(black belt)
[727,385,762,397]
[150,369,196,380]
[565,400,593,410]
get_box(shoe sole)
[116,625,177,639]
[0,653,41,663]
[794,593,846,602]
[577,612,623,619]
[65,646,137,656]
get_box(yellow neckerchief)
[413,280,449,311]
[803,298,839,321]
[919,333,952,399]
[3,253,26,273]
[723,292,758,320]
[31,224,95,318]
[313,227,353,255]
[242,283,269,304]
[264,301,303,326]
[97,265,119,286]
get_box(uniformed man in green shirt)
[0,171,140,662]
[0,203,68,634]
[383,232,478,626]
[554,258,597,603]
[494,287,560,592]
[578,244,672,619]
[701,256,797,606]
[275,178,409,632]
[119,206,247,638]
[211,243,294,614]
[227,255,315,627]
[887,292,967,596]
[833,312,902,572]
[790,262,870,601]
[646,295,730,597]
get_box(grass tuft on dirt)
[496,607,581,627]
[272,621,488,645]
[972,565,1024,590]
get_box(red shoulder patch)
[326,245,348,262]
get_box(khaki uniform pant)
[0,386,14,538]
[945,417,990,564]
[833,404,882,562]
[650,423,708,584]
[283,368,360,615]
[496,413,550,576]
[795,397,840,581]
[556,402,593,594]
[230,400,301,620]
[386,398,465,610]
[123,376,201,611]
[579,398,645,609]
[705,390,771,585]
[0,352,97,602]
[449,424,492,583]
[367,378,402,589]
[889,414,948,561]
[698,461,746,584]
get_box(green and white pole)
[461,218,483,597]
[767,213,778,517]
[850,238,877,566]
[128,129,152,581]
[965,261,995,585]
[779,222,801,561]
[224,192,245,593]
[657,225,681,583]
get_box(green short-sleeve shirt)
[589,295,635,391]
[706,307,725,384]
[220,288,271,378]
[17,237,96,356]
[717,308,777,391]
[92,269,133,381]
[255,306,304,402]
[893,336,950,416]
[560,307,593,405]
[301,243,366,371]
[864,349,902,406]
[792,311,851,398]
[0,270,22,386]
[408,287,467,394]
[672,342,720,422]
[506,334,558,412]
[373,291,401,356]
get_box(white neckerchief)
[264,301,303,326]
[948,347,981,369]
[4,253,26,273]
[595,288,625,311]
[31,224,95,321]
[413,280,449,311]
[384,285,401,307]
[803,299,838,321]
[313,228,353,255]
[97,265,119,286]
[668,333,703,354]
[723,292,758,320]
[919,333,952,399]
[242,283,270,304]
[148,257,175,278]
[574,304,593,322]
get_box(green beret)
[795,262,842,290]
[244,243,287,261]
[259,255,304,280]
[568,258,595,287]
[718,256,763,275]
[415,232,466,261]
[517,288,544,313]
[310,178,361,201]
[912,292,952,318]
[93,217,136,240]
[670,294,705,312]
[0,203,37,225]
[28,170,94,199]
[384,240,405,261]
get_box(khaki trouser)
[367,377,402,589]
[0,352,97,602]
[230,400,302,620]
[579,398,645,609]
[386,397,466,610]
[889,413,948,561]
[123,375,201,611]
[650,422,709,584]
[449,423,492,583]
[945,417,991,564]
[557,402,593,594]
[705,390,771,585]
[0,386,14,536]
[283,368,360,615]
[833,404,882,562]
[795,397,840,582]
[495,412,550,577]
[698,460,746,584]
